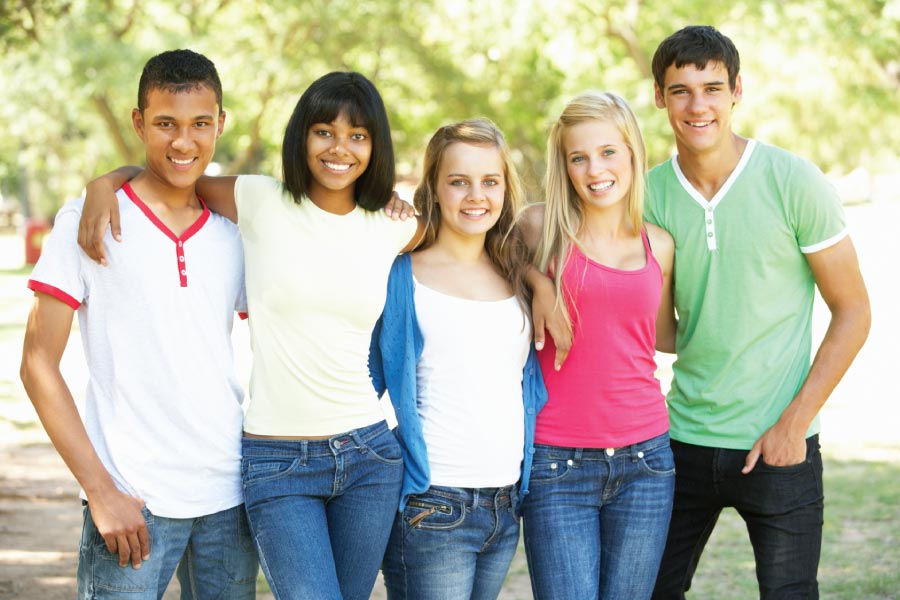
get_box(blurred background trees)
[2,0,899,217]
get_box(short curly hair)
[137,49,222,113]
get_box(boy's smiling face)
[132,84,225,192]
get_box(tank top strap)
[641,226,653,254]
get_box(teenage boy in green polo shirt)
[646,26,870,599]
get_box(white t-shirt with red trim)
[28,184,247,518]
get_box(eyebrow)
[666,80,726,91]
[446,172,502,178]
[567,144,616,157]
[152,114,216,121]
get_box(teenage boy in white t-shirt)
[20,49,258,598]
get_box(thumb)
[742,443,761,474]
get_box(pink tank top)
[535,229,668,448]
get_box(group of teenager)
[20,24,870,600]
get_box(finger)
[138,524,151,560]
[116,534,131,567]
[532,316,545,351]
[385,192,400,219]
[103,533,118,557]
[742,446,761,474]
[554,343,570,371]
[127,532,143,568]
[110,205,122,243]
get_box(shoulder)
[235,174,284,199]
[647,157,675,184]
[645,222,673,250]
[517,202,545,249]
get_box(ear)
[732,74,743,105]
[131,108,145,141]
[217,109,226,139]
[654,82,666,109]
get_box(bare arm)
[20,294,150,567]
[195,175,238,222]
[78,166,142,264]
[743,236,871,472]
[647,223,677,353]
[520,203,573,369]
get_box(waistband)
[410,484,515,510]
[241,420,391,458]
[534,431,670,461]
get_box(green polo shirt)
[645,140,846,449]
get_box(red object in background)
[24,218,50,265]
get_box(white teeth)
[688,121,711,127]
[324,161,351,172]
[589,181,613,192]
[170,158,194,165]
[462,209,487,216]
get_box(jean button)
[566,459,573,466]
[605,448,614,456]
[333,440,342,449]
[638,451,644,458]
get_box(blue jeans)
[382,485,519,600]
[522,432,675,600]
[241,420,404,600]
[77,503,258,599]
[652,435,824,600]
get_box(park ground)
[0,200,898,599]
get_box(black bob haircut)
[281,71,395,211]
[138,49,223,113]
[651,25,741,92]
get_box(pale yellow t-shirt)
[235,175,417,436]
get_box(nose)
[687,92,707,114]
[331,136,350,156]
[171,127,194,151]
[468,182,487,200]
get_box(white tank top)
[414,278,529,488]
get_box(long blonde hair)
[535,92,648,305]
[414,118,532,309]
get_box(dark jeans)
[652,435,823,600]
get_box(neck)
[129,172,198,210]
[676,134,748,199]
[580,202,631,241]
[430,228,489,264]
[308,183,356,215]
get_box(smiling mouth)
[686,121,712,128]
[323,160,352,172]
[461,208,488,216]
[588,181,614,192]
[170,157,196,165]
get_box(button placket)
[704,206,717,250]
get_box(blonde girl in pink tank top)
[517,91,677,600]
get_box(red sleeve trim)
[27,280,81,310]
[238,312,249,320]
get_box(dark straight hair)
[651,25,741,91]
[137,49,223,113]
[281,71,395,210]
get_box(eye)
[314,129,332,137]
[602,148,616,157]
[195,121,211,128]
[707,87,721,93]
[449,179,468,186]
[570,155,585,164]
[157,121,174,128]
[483,178,500,187]
[351,132,368,141]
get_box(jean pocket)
[757,458,811,473]
[528,456,572,484]
[361,429,404,465]
[89,507,155,593]
[404,496,465,531]
[638,445,676,477]
[241,456,303,484]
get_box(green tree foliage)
[1,0,898,216]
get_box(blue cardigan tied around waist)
[368,253,548,513]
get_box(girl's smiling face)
[563,119,633,211]
[435,142,506,241]
[305,110,372,197]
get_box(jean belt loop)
[299,440,308,466]
[472,488,480,509]
[574,448,583,466]
[349,428,366,453]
